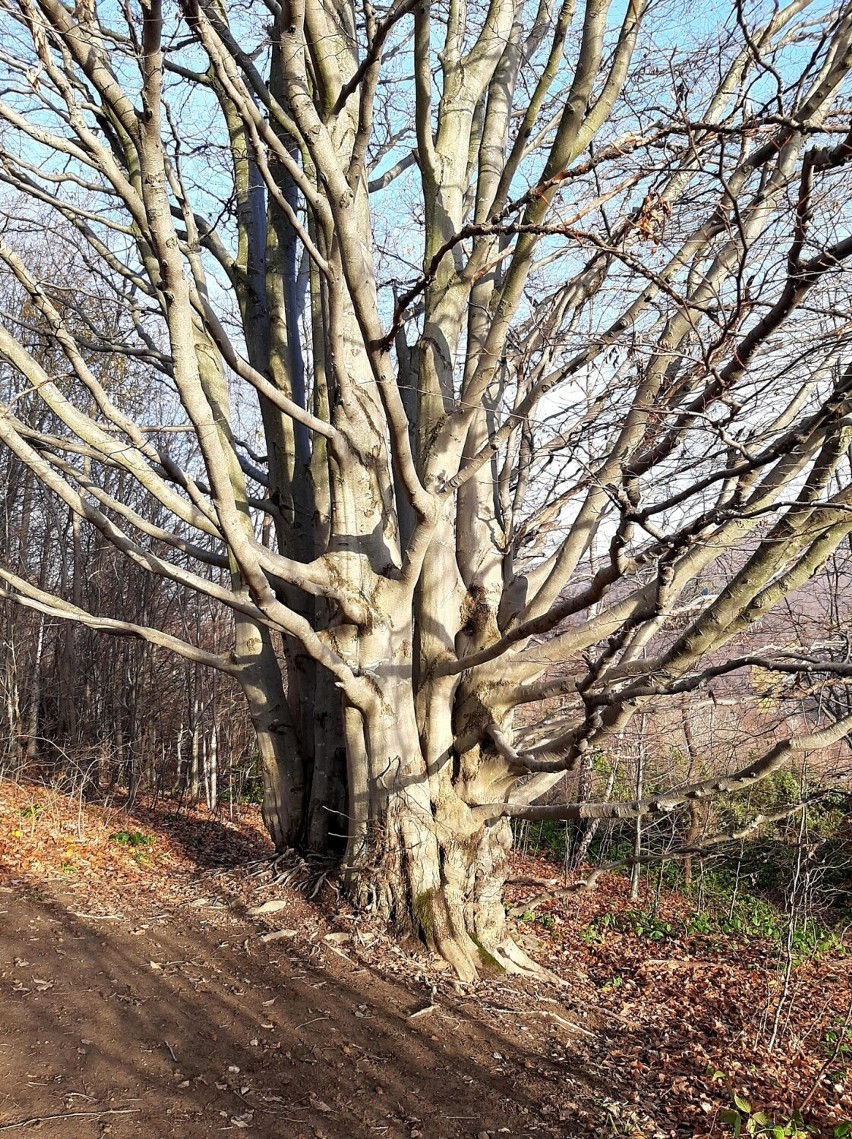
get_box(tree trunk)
[343,756,527,982]
[333,617,532,981]
[301,661,348,853]
[630,723,645,902]
[24,614,44,766]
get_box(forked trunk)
[239,591,532,978]
[339,690,531,982]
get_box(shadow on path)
[0,873,597,1139]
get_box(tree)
[0,254,253,793]
[1,0,852,978]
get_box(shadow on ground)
[0,869,597,1139]
[103,793,275,871]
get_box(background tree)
[1,0,851,977]
[0,247,255,799]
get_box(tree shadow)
[0,870,603,1139]
[116,796,274,871]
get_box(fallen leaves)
[0,781,272,917]
[2,779,849,1138]
[506,852,852,1136]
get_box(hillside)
[0,781,849,1138]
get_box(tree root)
[244,849,339,900]
[489,935,560,982]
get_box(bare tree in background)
[0,261,252,794]
[1,0,852,977]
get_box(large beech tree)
[1,0,852,977]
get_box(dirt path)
[0,878,594,1139]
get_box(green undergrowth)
[710,1072,852,1138]
[514,778,852,960]
[109,829,156,848]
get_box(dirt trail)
[0,877,590,1138]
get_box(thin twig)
[295,1015,329,1029]
[0,1108,139,1131]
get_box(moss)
[413,888,437,936]
[469,934,506,976]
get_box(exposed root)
[488,935,560,982]
[429,927,481,983]
[245,849,339,900]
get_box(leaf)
[733,1094,752,1114]
[248,900,288,916]
[721,1109,742,1137]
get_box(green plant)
[691,873,784,940]
[581,925,606,946]
[719,1098,817,1138]
[19,803,42,819]
[512,817,571,858]
[687,912,712,935]
[600,975,623,992]
[233,775,264,805]
[109,829,155,848]
[717,770,801,831]
[580,907,681,944]
[591,752,632,801]
[621,908,676,941]
[789,918,845,965]
[708,1072,850,1139]
[824,1021,852,1059]
[581,911,616,945]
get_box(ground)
[0,781,849,1138]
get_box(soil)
[0,788,609,1139]
[0,884,592,1139]
[0,783,849,1138]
